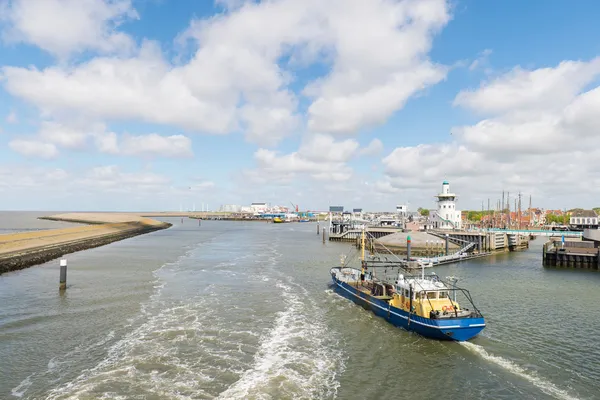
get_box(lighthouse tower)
[432,181,461,230]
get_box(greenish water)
[1,216,599,399]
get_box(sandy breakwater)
[0,213,171,274]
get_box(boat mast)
[361,227,365,262]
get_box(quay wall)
[338,229,529,257]
[542,239,600,270]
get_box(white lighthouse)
[431,180,461,230]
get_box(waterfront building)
[569,210,599,230]
[250,202,268,213]
[219,204,242,212]
[396,204,407,216]
[430,181,462,230]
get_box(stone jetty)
[0,213,171,274]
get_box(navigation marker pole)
[59,259,67,291]
[445,234,449,256]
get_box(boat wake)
[10,374,33,398]
[460,342,580,400]
[217,278,343,400]
[42,234,342,400]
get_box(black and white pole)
[59,259,67,291]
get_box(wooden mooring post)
[322,227,326,244]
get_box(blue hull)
[332,278,485,341]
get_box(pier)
[328,226,400,242]
[334,228,530,269]
[485,228,583,238]
[432,230,530,252]
[542,229,600,269]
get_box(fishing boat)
[330,230,485,341]
[273,217,284,223]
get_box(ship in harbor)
[330,231,485,341]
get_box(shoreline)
[0,213,172,274]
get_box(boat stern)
[436,317,485,341]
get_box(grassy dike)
[0,213,172,274]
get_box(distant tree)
[466,211,482,222]
[547,214,568,224]
[418,208,430,216]
[593,207,600,215]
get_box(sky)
[1,0,600,212]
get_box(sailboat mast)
[361,228,366,262]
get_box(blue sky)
[1,0,600,212]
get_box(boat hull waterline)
[331,273,485,341]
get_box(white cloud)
[38,121,89,149]
[360,138,384,156]
[298,133,359,163]
[304,0,450,133]
[120,133,193,158]
[190,180,215,190]
[8,138,59,159]
[250,139,354,184]
[244,134,387,187]
[454,58,600,114]
[1,0,138,59]
[2,0,451,145]
[380,57,600,209]
[79,165,170,192]
[468,49,492,71]
[93,130,119,154]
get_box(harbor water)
[1,215,599,399]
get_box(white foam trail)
[44,245,266,400]
[10,374,33,398]
[461,342,580,400]
[217,279,342,400]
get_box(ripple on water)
[460,342,581,400]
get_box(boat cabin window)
[439,291,449,299]
[426,292,437,300]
